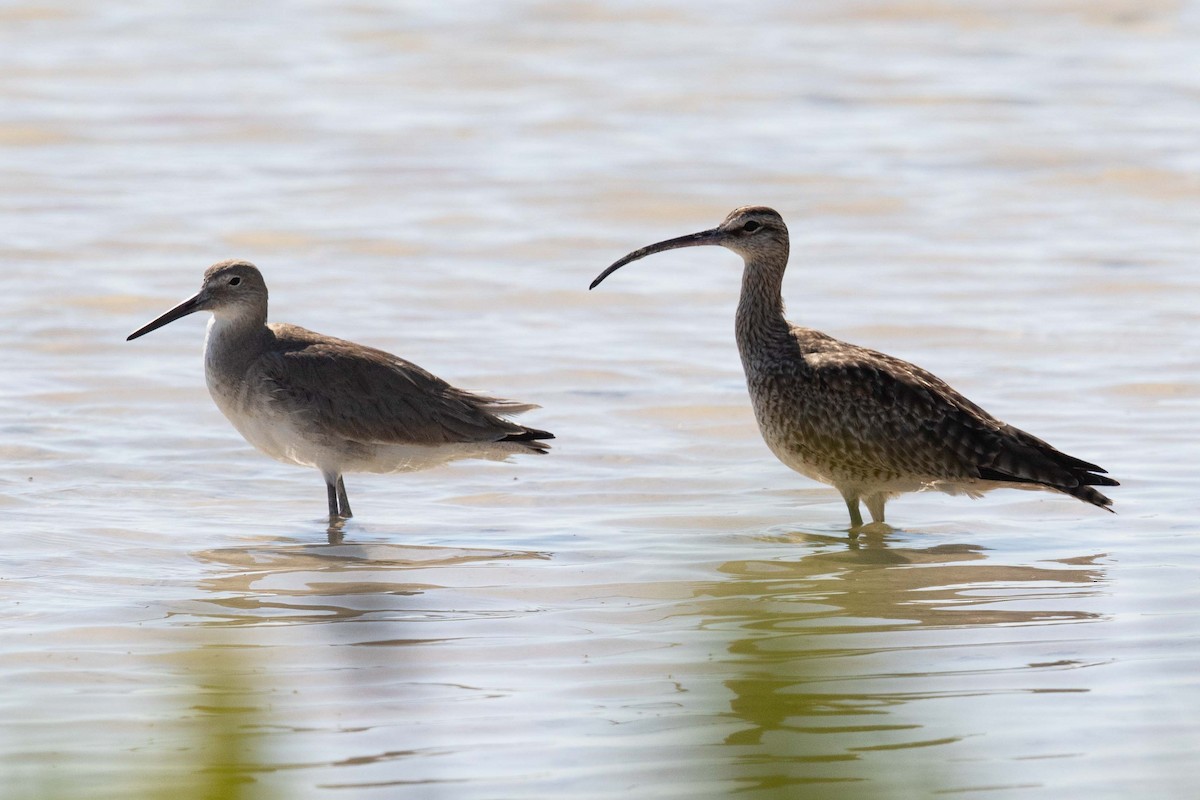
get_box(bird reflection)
[189,540,549,627]
[720,532,1103,628]
[694,531,1107,790]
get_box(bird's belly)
[210,390,519,483]
[762,428,944,497]
[218,399,324,469]
[757,424,848,488]
[766,439,835,484]
[202,377,314,468]
[341,442,506,475]
[747,384,928,495]
[756,412,985,498]
[745,386,836,483]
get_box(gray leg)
[336,476,353,519]
[865,494,887,524]
[326,479,340,519]
[841,491,864,529]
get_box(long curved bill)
[127,292,206,341]
[589,228,723,290]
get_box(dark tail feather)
[501,427,554,454]
[1068,483,1116,513]
[1050,454,1118,511]
[978,424,1119,513]
[1050,451,1110,476]
[978,462,1118,512]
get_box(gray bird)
[128,260,552,520]
[590,206,1116,529]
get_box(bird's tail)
[1059,465,1118,512]
[501,426,554,454]
[979,432,1118,513]
[462,389,552,451]
[478,396,541,416]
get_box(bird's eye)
[229,276,241,286]
[742,220,761,232]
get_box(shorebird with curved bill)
[590,206,1117,530]
[128,260,553,521]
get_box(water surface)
[2,1,1198,798]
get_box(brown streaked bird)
[590,206,1116,529]
[128,260,552,521]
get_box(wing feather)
[767,329,1112,500]
[256,324,538,446]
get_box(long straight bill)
[127,292,205,341]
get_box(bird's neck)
[204,309,270,383]
[735,255,791,353]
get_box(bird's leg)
[865,494,887,525]
[326,478,340,520]
[323,473,353,520]
[841,490,864,530]
[336,476,353,519]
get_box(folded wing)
[785,331,1115,508]
[258,324,552,448]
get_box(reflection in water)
[149,541,559,788]
[726,532,1103,627]
[697,533,1106,794]
[190,540,549,626]
[168,532,1111,795]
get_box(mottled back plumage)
[591,206,1116,529]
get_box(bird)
[589,206,1117,530]
[127,259,553,521]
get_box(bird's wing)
[783,333,1098,488]
[255,324,532,446]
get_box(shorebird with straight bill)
[128,260,553,521]
[589,206,1117,530]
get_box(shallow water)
[2,1,1199,798]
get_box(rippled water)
[3,1,1199,798]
